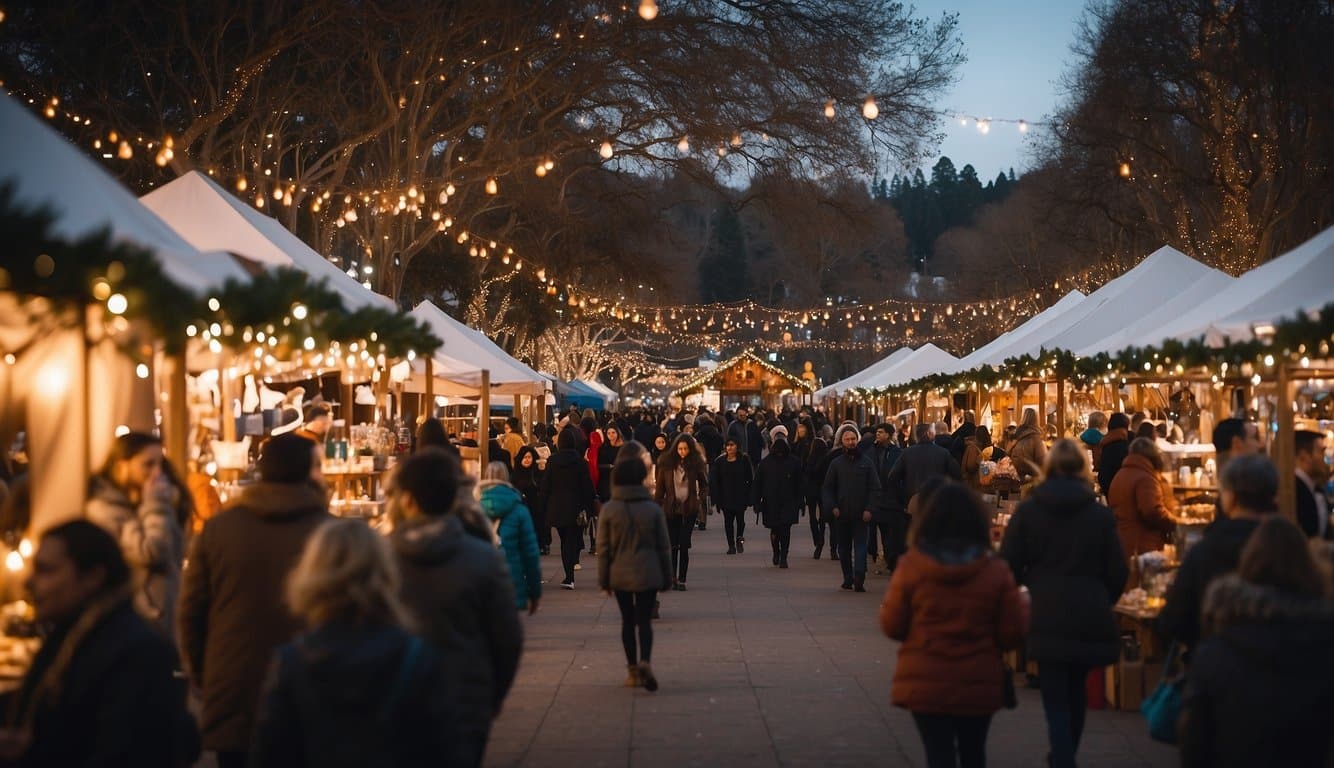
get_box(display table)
[324,466,386,501]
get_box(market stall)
[672,350,814,412]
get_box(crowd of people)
[0,397,1329,767]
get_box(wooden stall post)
[1056,376,1067,437]
[424,357,435,420]
[514,394,524,439]
[1275,364,1296,523]
[163,352,189,469]
[479,369,491,471]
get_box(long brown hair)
[1238,517,1325,599]
[659,433,706,477]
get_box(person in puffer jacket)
[480,462,543,615]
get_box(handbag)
[1140,643,1184,744]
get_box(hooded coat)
[754,439,802,528]
[391,514,522,744]
[1107,453,1176,558]
[694,419,725,464]
[85,475,185,641]
[880,545,1028,715]
[480,482,543,611]
[822,423,881,519]
[178,481,332,751]
[1007,424,1047,482]
[999,476,1128,665]
[540,433,596,530]
[1179,575,1334,768]
[250,623,453,768]
[597,483,673,593]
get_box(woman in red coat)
[1107,438,1176,571]
[880,481,1028,768]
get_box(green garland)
[194,268,440,359]
[851,303,1334,398]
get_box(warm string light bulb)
[677,136,690,154]
[485,178,498,195]
[824,100,836,119]
[638,0,659,20]
[862,96,879,120]
[599,140,614,159]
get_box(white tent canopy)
[854,343,960,391]
[814,347,913,399]
[943,290,1087,374]
[140,171,394,312]
[1159,226,1334,344]
[395,301,547,396]
[576,377,619,402]
[1075,264,1234,356]
[0,92,247,291]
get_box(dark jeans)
[557,525,583,582]
[771,525,792,558]
[586,514,599,552]
[531,508,550,549]
[911,712,992,768]
[834,517,868,584]
[722,507,747,549]
[808,498,831,553]
[216,752,247,768]
[667,514,696,582]
[868,511,907,569]
[456,727,489,768]
[1039,661,1091,768]
[614,589,657,665]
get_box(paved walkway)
[485,518,1177,768]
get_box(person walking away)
[947,411,977,466]
[0,521,197,766]
[695,413,724,466]
[388,449,522,768]
[976,425,1005,464]
[868,423,905,574]
[250,519,454,767]
[1295,429,1331,538]
[512,446,548,555]
[999,440,1126,768]
[598,458,672,692]
[480,462,543,615]
[1095,413,1131,495]
[823,422,882,592]
[1179,517,1334,768]
[85,431,189,640]
[655,434,709,591]
[179,433,331,768]
[711,438,753,555]
[880,483,1029,768]
[501,417,526,467]
[885,423,962,538]
[959,427,982,493]
[1158,455,1279,652]
[540,428,597,589]
[1078,412,1106,466]
[755,433,802,568]
[794,419,832,559]
[1107,438,1177,579]
[1008,408,1047,493]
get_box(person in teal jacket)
[480,462,543,614]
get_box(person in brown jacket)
[1107,437,1177,567]
[178,434,332,768]
[1008,408,1047,488]
[880,482,1029,768]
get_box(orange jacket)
[1107,453,1176,558]
[880,547,1029,715]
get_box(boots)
[853,574,866,592]
[638,661,659,692]
[625,665,642,687]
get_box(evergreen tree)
[697,204,750,302]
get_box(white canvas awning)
[140,171,394,312]
[814,347,913,398]
[943,290,1087,374]
[853,343,960,391]
[395,301,547,396]
[0,91,248,292]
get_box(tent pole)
[514,395,524,439]
[479,370,491,473]
[164,351,189,473]
[1275,365,1295,523]
[424,357,434,422]
[1056,376,1067,437]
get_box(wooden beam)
[424,357,434,420]
[479,369,491,473]
[163,352,189,473]
[1056,376,1067,437]
[1275,365,1296,523]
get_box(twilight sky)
[901,0,1087,181]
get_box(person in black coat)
[1095,413,1131,494]
[1000,440,1127,768]
[1158,454,1279,652]
[0,520,197,767]
[885,423,961,515]
[1295,429,1330,539]
[512,445,548,555]
[867,423,904,573]
[252,519,453,768]
[794,419,832,560]
[540,427,598,588]
[711,438,754,554]
[388,451,522,768]
[823,422,882,592]
[726,406,765,466]
[754,437,803,568]
[694,415,725,466]
[1179,517,1334,768]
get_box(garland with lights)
[0,185,199,355]
[846,303,1334,399]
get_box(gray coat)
[85,476,184,641]
[598,484,673,593]
[822,448,882,519]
